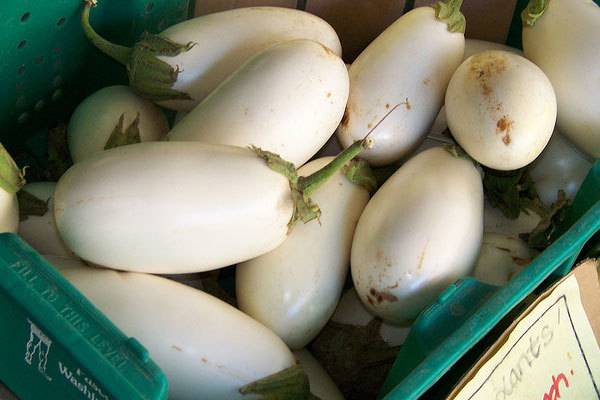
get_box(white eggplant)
[82,5,341,111]
[68,86,168,163]
[351,147,483,325]
[54,140,368,274]
[44,254,88,271]
[472,233,535,286]
[429,39,523,137]
[236,157,370,349]
[530,131,593,207]
[294,350,344,400]
[484,199,541,237]
[18,182,74,257]
[62,267,295,400]
[445,50,557,170]
[522,0,600,158]
[337,1,465,166]
[0,144,23,233]
[169,40,349,166]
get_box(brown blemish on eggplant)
[201,357,208,363]
[368,123,373,129]
[326,92,332,98]
[385,103,391,109]
[417,241,429,271]
[423,78,431,86]
[496,115,513,145]
[387,282,399,290]
[512,257,530,266]
[469,52,507,91]
[172,345,182,352]
[369,288,398,304]
[341,107,351,128]
[496,247,511,253]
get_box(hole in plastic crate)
[57,16,66,26]
[34,100,45,111]
[35,56,44,65]
[51,89,63,102]
[16,96,26,108]
[146,2,155,12]
[17,40,26,49]
[21,12,30,22]
[53,75,63,87]
[17,112,30,124]
[17,65,26,75]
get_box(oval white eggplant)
[337,4,465,166]
[294,350,344,400]
[351,147,483,325]
[62,267,295,400]
[169,40,349,166]
[522,0,600,158]
[0,145,22,233]
[54,142,293,273]
[18,182,74,257]
[472,233,535,286]
[236,157,369,349]
[68,86,168,163]
[83,6,341,111]
[530,132,593,207]
[445,50,557,170]
[429,39,523,137]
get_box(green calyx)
[521,0,549,27]
[252,137,372,232]
[343,159,378,194]
[434,0,466,33]
[0,144,25,194]
[17,191,49,222]
[81,0,195,102]
[105,113,142,150]
[239,365,321,400]
[520,190,570,250]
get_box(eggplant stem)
[81,0,132,66]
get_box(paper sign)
[449,260,600,400]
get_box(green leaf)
[17,190,49,221]
[105,113,142,150]
[239,365,319,400]
[47,123,73,181]
[520,190,571,251]
[434,0,466,33]
[483,167,546,220]
[310,319,400,400]
[521,0,549,27]
[0,143,25,194]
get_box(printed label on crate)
[450,260,600,400]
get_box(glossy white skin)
[332,289,410,347]
[430,39,523,137]
[446,51,557,170]
[54,142,293,274]
[337,7,464,167]
[62,268,295,400]
[530,131,593,207]
[18,182,74,257]
[294,350,344,400]
[351,147,483,325]
[158,7,342,111]
[523,0,600,158]
[68,86,168,163]
[0,188,18,233]
[472,233,535,286]
[236,157,369,349]
[484,200,541,237]
[169,40,349,167]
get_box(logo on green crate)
[24,319,52,381]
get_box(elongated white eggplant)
[351,147,483,325]
[522,0,600,158]
[169,40,349,166]
[18,182,73,257]
[81,4,341,111]
[337,0,465,166]
[62,267,295,400]
[0,144,23,233]
[236,157,370,349]
[294,350,344,400]
[472,233,535,286]
[54,140,368,274]
[68,86,168,163]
